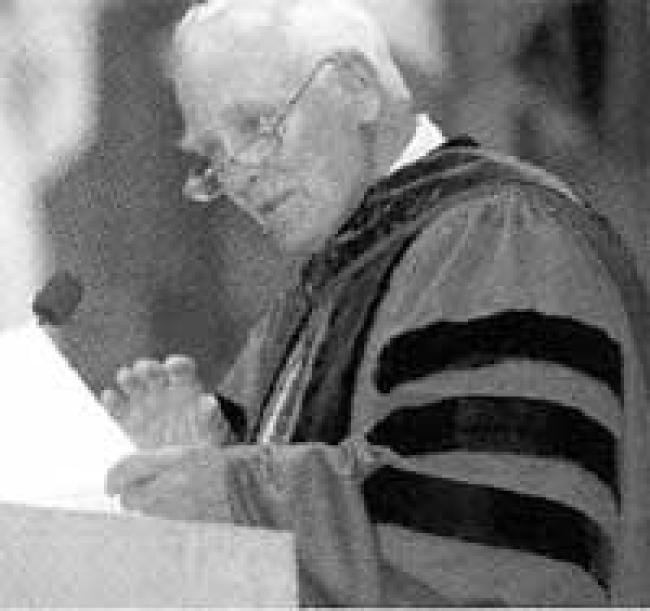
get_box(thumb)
[105,447,185,496]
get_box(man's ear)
[334,50,382,125]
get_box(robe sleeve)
[347,182,626,604]
[223,437,452,606]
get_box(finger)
[163,409,192,446]
[201,396,229,438]
[132,358,169,392]
[116,452,230,522]
[119,483,152,513]
[105,447,185,497]
[116,365,147,398]
[164,354,200,387]
[197,393,218,421]
[119,468,187,515]
[120,483,200,521]
[100,388,129,421]
[186,393,219,444]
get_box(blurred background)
[1,0,648,393]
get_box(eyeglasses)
[183,52,350,203]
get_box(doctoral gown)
[218,139,650,606]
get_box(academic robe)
[218,139,650,606]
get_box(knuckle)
[164,353,196,368]
[133,358,157,373]
[100,389,125,412]
[165,355,198,379]
[134,358,167,383]
[99,388,115,404]
[198,393,218,412]
[115,366,131,383]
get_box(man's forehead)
[173,24,317,136]
[177,44,303,109]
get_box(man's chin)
[257,190,296,216]
[271,226,329,258]
[233,190,329,256]
[233,190,295,227]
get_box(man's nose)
[183,172,214,203]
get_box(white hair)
[173,0,411,105]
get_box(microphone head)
[32,271,84,326]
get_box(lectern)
[0,502,297,607]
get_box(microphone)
[32,271,84,327]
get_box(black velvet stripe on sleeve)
[363,467,613,591]
[366,395,619,500]
[375,310,622,400]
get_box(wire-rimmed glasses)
[182,53,349,203]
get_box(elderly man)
[102,0,650,606]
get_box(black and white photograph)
[0,0,648,606]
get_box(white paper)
[0,321,134,511]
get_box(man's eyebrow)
[174,99,281,154]
[175,134,210,155]
[175,135,225,160]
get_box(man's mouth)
[257,189,295,216]
[189,184,297,225]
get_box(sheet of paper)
[0,321,135,511]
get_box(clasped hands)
[101,355,247,522]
